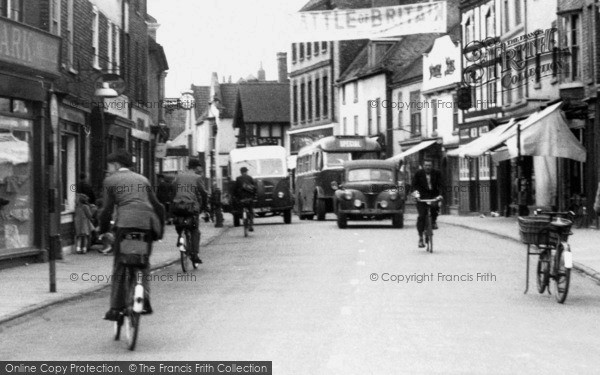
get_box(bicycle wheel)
[536,251,549,294]
[180,231,192,273]
[189,229,198,269]
[124,271,141,351]
[243,210,248,237]
[426,215,433,253]
[552,245,571,304]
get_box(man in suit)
[98,149,165,321]
[412,158,443,248]
[171,158,208,265]
[234,167,257,231]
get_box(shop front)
[0,17,61,263]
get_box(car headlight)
[380,200,388,208]
[353,199,362,208]
[343,190,353,200]
[277,191,284,198]
[389,191,398,201]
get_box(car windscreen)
[347,168,394,182]
[323,152,351,168]
[232,158,285,178]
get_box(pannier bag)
[119,232,151,268]
[171,199,200,216]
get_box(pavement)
[0,221,228,325]
[435,213,600,284]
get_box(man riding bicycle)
[412,158,443,248]
[233,167,257,232]
[171,158,208,265]
[99,150,165,321]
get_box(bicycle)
[520,210,574,304]
[416,197,442,253]
[174,216,200,273]
[112,230,152,351]
[239,198,254,237]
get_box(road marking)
[340,306,352,315]
[356,261,365,266]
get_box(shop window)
[459,157,470,181]
[0,115,33,251]
[61,135,77,212]
[478,155,490,180]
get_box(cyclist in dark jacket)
[233,167,257,231]
[412,158,443,248]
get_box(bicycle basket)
[518,216,551,245]
[118,233,150,268]
[549,218,573,242]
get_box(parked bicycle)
[416,197,442,253]
[111,230,152,351]
[520,210,575,304]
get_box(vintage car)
[332,160,406,229]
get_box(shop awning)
[495,102,586,162]
[446,120,516,158]
[386,140,437,162]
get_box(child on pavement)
[74,194,94,254]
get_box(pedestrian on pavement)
[171,158,208,265]
[411,158,443,248]
[233,167,257,231]
[74,194,94,254]
[98,149,165,321]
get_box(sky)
[147,0,308,98]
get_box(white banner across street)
[289,1,447,42]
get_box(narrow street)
[2,216,599,374]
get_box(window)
[397,92,403,129]
[504,0,510,32]
[114,26,121,74]
[300,82,306,122]
[293,83,298,123]
[485,10,494,37]
[410,91,421,135]
[353,82,358,103]
[376,97,381,134]
[307,42,312,59]
[315,78,320,118]
[459,158,470,181]
[50,0,61,35]
[299,43,305,60]
[92,6,100,69]
[342,85,346,105]
[343,117,347,135]
[107,21,113,70]
[61,135,76,212]
[367,101,373,135]
[465,17,473,44]
[66,0,74,68]
[479,155,490,180]
[10,0,23,21]
[0,0,6,17]
[307,80,312,121]
[314,42,319,56]
[322,41,327,53]
[323,75,328,117]
[432,99,438,132]
[514,0,521,26]
[487,65,497,104]
[292,44,297,63]
[452,94,459,130]
[560,14,581,81]
[354,115,358,135]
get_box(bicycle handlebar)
[534,209,575,219]
[416,198,443,203]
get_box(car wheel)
[337,213,347,229]
[316,198,326,221]
[283,209,292,224]
[392,214,404,228]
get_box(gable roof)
[164,108,187,140]
[191,85,210,120]
[233,82,290,127]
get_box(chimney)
[228,75,232,83]
[277,52,288,83]
[257,62,266,81]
